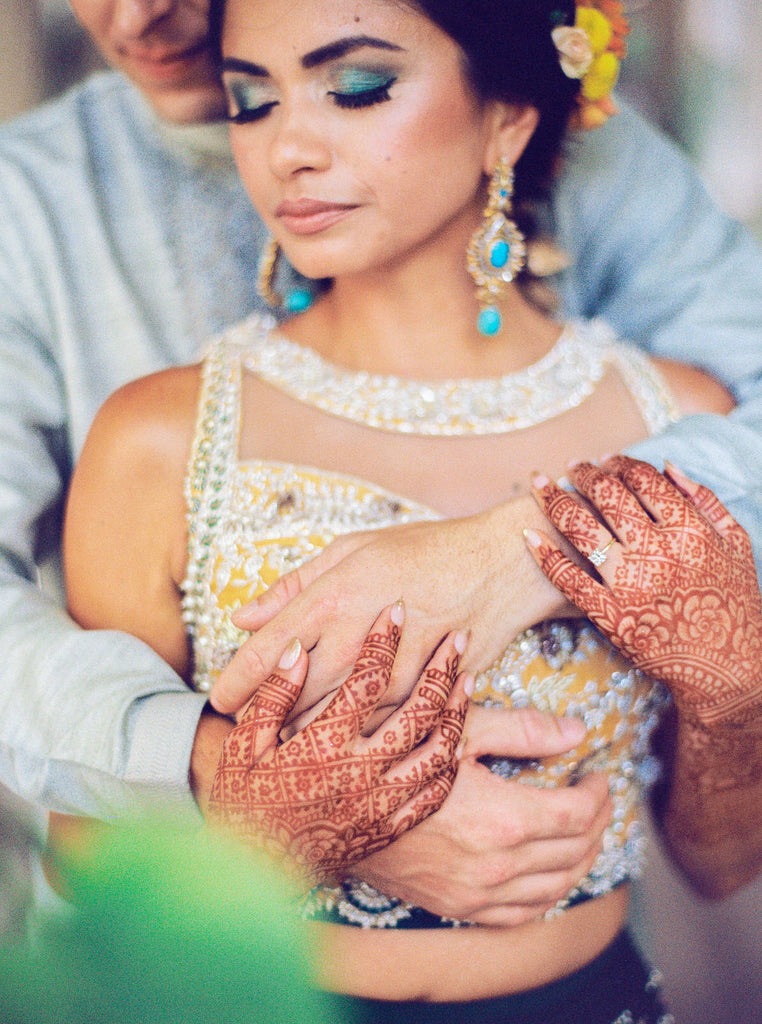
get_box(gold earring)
[256,236,313,314]
[466,158,526,336]
[256,235,283,307]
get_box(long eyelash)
[227,102,278,125]
[329,82,395,109]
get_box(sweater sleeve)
[551,101,762,571]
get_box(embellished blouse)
[182,314,678,928]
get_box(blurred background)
[3,0,762,239]
[1,2,762,1023]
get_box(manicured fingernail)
[664,461,695,492]
[463,672,475,698]
[532,473,551,489]
[566,459,583,472]
[456,736,468,760]
[523,527,542,548]
[278,637,302,670]
[391,599,405,627]
[454,631,468,655]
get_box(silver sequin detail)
[221,314,681,436]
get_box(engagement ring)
[588,537,616,567]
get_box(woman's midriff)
[309,884,629,1002]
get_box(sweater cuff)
[124,690,208,826]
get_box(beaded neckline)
[226,314,677,437]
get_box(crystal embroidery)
[182,318,679,929]
[224,313,680,436]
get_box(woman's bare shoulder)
[652,358,736,417]
[86,364,203,471]
[64,364,203,674]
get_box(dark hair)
[208,1,225,67]
[208,0,580,202]
[407,1,579,202]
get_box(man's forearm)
[0,574,205,820]
[557,103,762,568]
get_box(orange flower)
[572,95,619,131]
[599,0,631,40]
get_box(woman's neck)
[280,229,561,380]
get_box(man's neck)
[155,116,233,165]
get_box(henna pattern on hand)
[208,605,469,881]
[528,456,762,727]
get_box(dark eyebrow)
[221,36,404,78]
[301,35,404,69]
[221,56,269,77]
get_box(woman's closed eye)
[224,67,398,124]
[327,66,397,109]
[225,79,278,124]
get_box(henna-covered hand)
[207,604,470,882]
[526,456,762,726]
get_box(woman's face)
[221,0,504,281]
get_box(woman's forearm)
[657,703,762,898]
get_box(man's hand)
[210,496,571,716]
[351,706,611,925]
[190,708,236,814]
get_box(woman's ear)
[482,103,540,174]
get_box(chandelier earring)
[466,158,526,336]
[256,235,313,314]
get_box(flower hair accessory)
[551,1,630,129]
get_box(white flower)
[552,25,594,80]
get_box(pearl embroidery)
[227,313,680,436]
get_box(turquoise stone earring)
[466,159,526,336]
[257,236,313,315]
[283,288,313,314]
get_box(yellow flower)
[576,7,613,55]
[581,51,620,101]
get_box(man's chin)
[117,48,226,125]
[141,81,228,126]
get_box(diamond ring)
[588,537,616,567]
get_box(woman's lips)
[276,199,358,235]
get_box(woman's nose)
[268,105,332,180]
